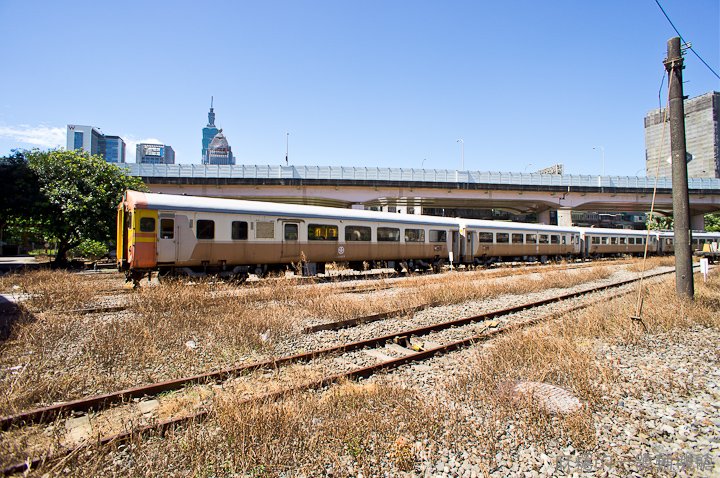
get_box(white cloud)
[0,124,65,148]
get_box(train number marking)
[337,246,345,256]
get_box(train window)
[561,236,567,245]
[429,230,447,242]
[160,219,174,239]
[232,221,248,240]
[628,238,635,245]
[196,220,215,240]
[591,237,600,245]
[526,234,537,244]
[600,237,608,245]
[512,233,523,244]
[496,233,509,243]
[308,224,338,241]
[378,227,400,242]
[346,225,371,241]
[539,235,549,244]
[284,223,299,241]
[610,237,618,245]
[550,235,559,244]
[255,221,275,239]
[404,228,425,242]
[140,217,155,233]
[619,237,626,245]
[478,232,494,243]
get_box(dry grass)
[0,269,98,312]
[624,255,675,272]
[47,380,451,477]
[0,263,620,416]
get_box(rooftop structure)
[136,143,175,164]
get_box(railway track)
[0,266,683,475]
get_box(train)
[116,190,720,283]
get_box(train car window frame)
[550,235,560,244]
[160,218,174,239]
[628,238,635,245]
[591,237,600,245]
[140,217,155,233]
[404,228,425,243]
[496,232,509,244]
[232,221,249,240]
[196,220,215,240]
[511,233,523,244]
[610,237,618,245]
[478,232,494,243]
[284,223,299,241]
[619,237,627,245]
[601,237,608,245]
[526,234,537,244]
[539,234,549,244]
[429,230,447,243]
[561,235,567,245]
[377,227,400,242]
[308,224,338,241]
[345,225,371,241]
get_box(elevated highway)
[123,164,720,229]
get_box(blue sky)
[0,0,718,175]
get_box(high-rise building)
[204,129,235,165]
[66,124,126,163]
[645,91,719,178]
[201,97,219,160]
[104,136,126,163]
[136,143,175,164]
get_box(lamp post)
[422,158,426,169]
[285,132,289,165]
[456,139,464,170]
[593,146,605,176]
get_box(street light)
[523,163,534,173]
[456,139,464,170]
[285,132,289,165]
[422,158,427,169]
[593,146,605,176]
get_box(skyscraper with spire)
[201,97,219,160]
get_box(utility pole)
[664,36,694,300]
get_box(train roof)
[580,227,655,236]
[122,190,576,232]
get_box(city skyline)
[0,1,718,174]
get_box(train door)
[463,231,475,262]
[281,221,301,260]
[451,230,465,264]
[157,214,177,263]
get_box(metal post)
[664,36,694,300]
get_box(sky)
[0,0,718,176]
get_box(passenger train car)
[117,190,720,282]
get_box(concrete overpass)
[123,164,720,229]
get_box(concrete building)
[645,91,720,178]
[136,143,175,164]
[66,124,126,163]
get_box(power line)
[653,0,720,80]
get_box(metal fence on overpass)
[122,164,720,190]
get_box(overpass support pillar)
[557,208,573,227]
[538,210,551,225]
[691,213,705,231]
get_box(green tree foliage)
[646,213,673,230]
[1,149,145,264]
[0,151,44,243]
[706,213,720,232]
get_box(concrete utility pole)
[664,36,694,300]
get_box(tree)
[7,149,146,264]
[705,213,720,232]
[0,151,44,246]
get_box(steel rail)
[0,268,673,433]
[1,267,674,476]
